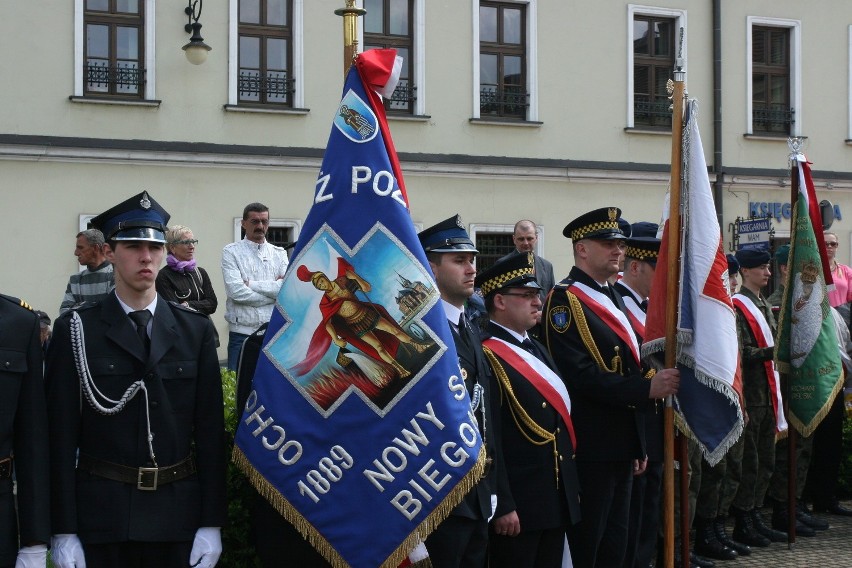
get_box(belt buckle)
[137,467,159,491]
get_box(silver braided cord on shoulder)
[70,311,159,466]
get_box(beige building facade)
[2,0,852,355]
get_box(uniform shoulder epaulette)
[0,293,33,311]
[169,301,205,316]
[554,279,574,290]
[58,302,98,319]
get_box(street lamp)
[182,0,211,65]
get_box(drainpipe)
[713,0,724,227]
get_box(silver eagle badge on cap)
[139,192,152,210]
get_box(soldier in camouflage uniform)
[765,244,828,536]
[694,254,750,560]
[729,249,787,546]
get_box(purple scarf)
[167,254,197,273]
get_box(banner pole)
[335,0,366,77]
[663,62,686,568]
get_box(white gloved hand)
[51,534,86,568]
[15,544,47,568]
[189,527,222,568]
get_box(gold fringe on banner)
[233,432,486,567]
[786,374,843,438]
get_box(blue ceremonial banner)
[233,49,485,568]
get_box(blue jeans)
[227,332,251,371]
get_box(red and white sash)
[620,293,646,340]
[732,293,787,432]
[483,337,577,449]
[569,282,641,366]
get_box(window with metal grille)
[237,223,295,249]
[479,2,528,120]
[84,0,144,98]
[364,0,416,114]
[238,0,294,106]
[633,15,674,129]
[752,26,792,135]
[475,232,515,273]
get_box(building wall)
[2,0,852,358]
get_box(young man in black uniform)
[476,252,581,567]
[0,294,50,568]
[46,192,227,568]
[543,207,680,567]
[418,215,502,568]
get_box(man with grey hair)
[58,229,114,315]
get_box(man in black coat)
[0,294,50,568]
[475,252,581,567]
[499,220,555,339]
[613,223,668,568]
[46,192,227,568]
[418,215,503,567]
[543,207,680,567]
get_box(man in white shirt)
[221,203,289,370]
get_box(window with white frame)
[472,0,537,122]
[747,17,799,138]
[849,25,852,141]
[228,0,304,110]
[364,0,415,114]
[74,0,156,100]
[232,218,299,249]
[746,17,801,137]
[626,5,686,130]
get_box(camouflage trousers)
[733,405,776,511]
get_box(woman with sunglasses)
[157,225,219,345]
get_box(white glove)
[189,527,222,568]
[51,534,86,568]
[15,544,47,568]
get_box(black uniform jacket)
[543,267,652,462]
[0,295,50,564]
[483,323,582,530]
[614,281,663,462]
[45,292,227,544]
[449,319,502,521]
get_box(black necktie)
[458,313,474,349]
[129,310,152,354]
[521,338,538,357]
[640,299,649,311]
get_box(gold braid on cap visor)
[571,220,620,241]
[625,246,658,261]
[480,267,534,296]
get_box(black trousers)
[83,541,193,568]
[488,525,567,568]
[425,514,489,568]
[250,490,331,567]
[626,460,663,568]
[567,460,633,568]
[806,392,844,507]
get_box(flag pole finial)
[334,0,367,78]
[788,136,806,164]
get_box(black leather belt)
[78,454,196,491]
[0,456,12,480]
